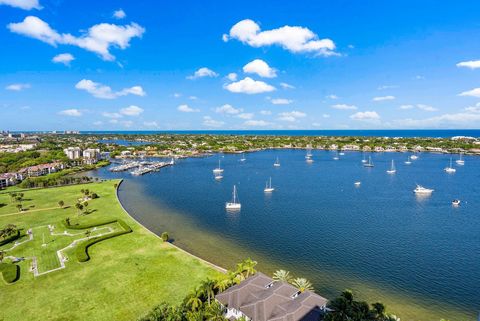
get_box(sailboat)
[410,153,418,160]
[361,153,367,163]
[455,153,465,165]
[305,148,313,159]
[264,177,274,193]
[240,153,246,162]
[386,160,396,174]
[214,172,223,180]
[404,156,412,165]
[213,159,224,174]
[274,157,281,167]
[333,151,339,160]
[444,158,456,173]
[225,185,241,210]
[363,156,374,167]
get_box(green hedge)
[75,219,132,262]
[0,230,21,246]
[0,263,19,283]
[63,219,117,230]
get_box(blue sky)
[1,0,480,131]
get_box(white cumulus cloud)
[52,53,74,65]
[177,104,199,113]
[243,59,277,78]
[59,109,82,117]
[8,16,145,61]
[459,87,480,98]
[456,60,480,69]
[223,19,336,56]
[0,0,41,10]
[187,67,218,80]
[372,95,395,102]
[243,120,270,126]
[5,83,30,91]
[278,110,306,122]
[113,9,126,19]
[350,111,380,121]
[280,82,295,89]
[331,104,357,110]
[237,113,254,120]
[75,79,146,99]
[203,116,224,127]
[271,98,292,105]
[215,104,242,114]
[120,105,143,116]
[226,73,238,81]
[224,77,275,94]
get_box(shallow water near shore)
[89,150,480,321]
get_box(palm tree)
[58,200,64,208]
[242,258,257,278]
[186,310,204,321]
[83,201,88,214]
[65,217,71,226]
[204,301,226,321]
[200,279,216,305]
[273,269,292,283]
[371,302,386,319]
[214,277,231,292]
[186,288,203,311]
[290,278,313,292]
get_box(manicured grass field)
[0,181,220,321]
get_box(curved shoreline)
[115,179,227,274]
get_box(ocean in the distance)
[82,129,480,138]
[88,150,480,321]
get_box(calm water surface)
[91,150,480,321]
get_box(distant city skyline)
[1,0,480,130]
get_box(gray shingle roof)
[216,272,328,321]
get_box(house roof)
[216,273,327,321]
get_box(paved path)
[0,206,62,217]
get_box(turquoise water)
[91,150,480,320]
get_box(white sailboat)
[354,181,361,186]
[456,153,465,165]
[240,153,246,162]
[264,177,274,193]
[339,152,345,156]
[333,151,339,160]
[444,158,456,173]
[213,159,224,174]
[363,156,374,167]
[404,156,412,165]
[386,160,396,174]
[214,172,223,180]
[225,185,241,210]
[274,157,281,167]
[361,153,367,163]
[410,153,418,160]
[305,148,313,159]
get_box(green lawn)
[0,181,220,321]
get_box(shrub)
[0,263,19,283]
[63,218,117,229]
[161,232,169,242]
[0,230,20,246]
[75,220,132,262]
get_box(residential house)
[216,272,328,321]
[17,162,64,180]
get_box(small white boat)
[363,156,374,167]
[452,199,461,206]
[410,154,418,160]
[386,160,396,174]
[274,157,281,167]
[354,181,361,186]
[361,153,367,163]
[339,152,345,156]
[226,185,241,210]
[414,184,434,194]
[444,158,456,173]
[404,156,412,165]
[240,153,246,162]
[213,159,224,174]
[305,148,313,159]
[264,177,274,193]
[214,173,223,180]
[333,151,339,160]
[306,157,313,163]
[456,153,465,166]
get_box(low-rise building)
[216,272,328,321]
[0,173,18,188]
[17,162,64,179]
